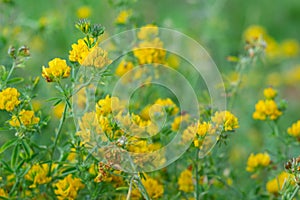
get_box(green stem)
[4,61,16,87]
[195,148,200,200]
[126,176,134,200]
[289,185,299,200]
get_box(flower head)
[212,111,239,131]
[266,172,294,195]
[54,174,84,200]
[25,163,52,188]
[76,6,91,19]
[263,87,277,99]
[287,120,300,140]
[0,87,21,112]
[253,100,282,120]
[246,152,271,172]
[115,10,132,24]
[178,168,194,192]
[42,58,71,82]
[9,109,40,127]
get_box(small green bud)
[18,45,30,57]
[8,46,16,58]
[91,24,105,38]
[75,19,91,34]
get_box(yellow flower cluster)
[253,100,282,120]
[0,188,8,198]
[42,58,71,82]
[266,172,294,195]
[212,111,239,131]
[9,109,40,127]
[115,60,134,77]
[178,169,194,192]
[25,163,52,188]
[243,25,299,59]
[115,10,132,24]
[154,98,179,116]
[54,174,84,200]
[96,95,123,116]
[287,120,300,139]
[76,6,91,19]
[133,24,166,65]
[0,87,21,112]
[141,176,164,198]
[82,46,112,68]
[263,87,277,99]
[69,38,92,65]
[171,114,190,131]
[246,152,271,172]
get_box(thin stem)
[3,61,16,87]
[195,148,200,200]
[126,176,134,200]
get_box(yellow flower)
[76,6,92,19]
[54,174,84,200]
[82,46,112,68]
[253,100,282,120]
[212,111,239,131]
[53,103,65,118]
[9,109,40,127]
[197,121,212,137]
[115,60,134,77]
[69,38,91,64]
[266,172,294,195]
[115,10,132,24]
[133,37,166,65]
[263,87,277,99]
[287,120,300,139]
[25,163,52,188]
[141,176,164,199]
[96,95,123,117]
[178,169,194,192]
[154,98,179,116]
[42,58,71,82]
[281,39,299,57]
[137,24,159,40]
[246,152,271,172]
[171,114,190,131]
[243,25,266,42]
[0,188,8,198]
[0,87,21,112]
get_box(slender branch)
[126,176,134,200]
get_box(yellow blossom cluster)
[212,110,239,131]
[115,60,134,77]
[115,10,132,24]
[9,109,40,127]
[131,176,164,199]
[0,188,8,198]
[178,169,194,192]
[246,152,271,172]
[243,25,299,59]
[42,58,71,82]
[171,114,190,131]
[82,46,112,68]
[266,172,294,195]
[69,38,92,64]
[154,98,179,116]
[0,87,21,112]
[54,174,84,200]
[25,163,52,188]
[253,87,282,120]
[287,120,300,140]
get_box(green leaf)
[60,166,77,176]
[7,77,24,84]
[0,160,13,173]
[135,176,151,200]
[11,143,20,168]
[21,140,32,158]
[46,97,61,102]
[0,138,18,154]
[53,99,62,106]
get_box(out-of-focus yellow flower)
[67,148,77,162]
[69,38,92,65]
[9,109,40,127]
[0,188,8,198]
[76,6,92,19]
[39,16,48,28]
[42,58,71,82]
[54,174,84,200]
[115,10,132,24]
[96,95,123,117]
[133,37,166,65]
[265,36,280,59]
[154,98,179,115]
[0,87,21,112]
[287,120,300,139]
[142,176,164,198]
[266,172,294,195]
[212,111,239,131]
[137,24,159,40]
[246,152,271,172]
[115,60,134,77]
[25,163,52,188]
[253,100,282,120]
[281,39,299,57]
[171,114,190,131]
[263,87,277,99]
[166,54,180,69]
[284,65,300,85]
[243,25,266,42]
[178,169,194,192]
[32,100,42,112]
[53,103,65,118]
